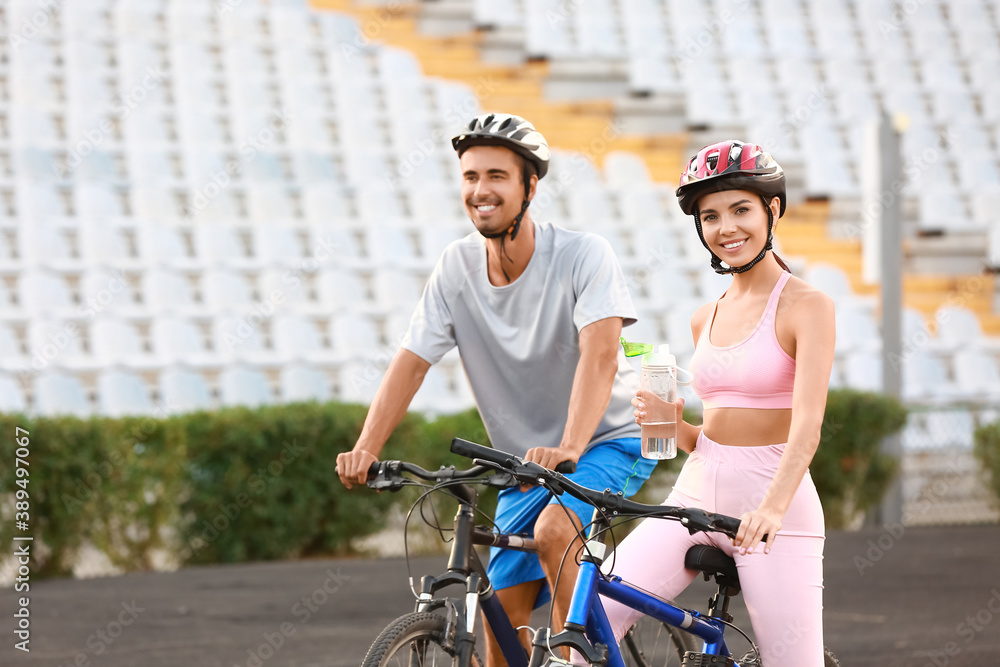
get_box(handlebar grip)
[554,461,576,474]
[366,461,381,481]
[714,514,742,536]
[451,438,510,465]
[452,438,578,475]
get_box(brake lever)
[483,471,519,488]
[473,458,547,488]
[678,509,716,536]
[366,461,407,493]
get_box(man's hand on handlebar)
[521,446,581,492]
[336,449,378,489]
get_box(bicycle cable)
[401,476,507,600]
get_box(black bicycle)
[359,454,699,667]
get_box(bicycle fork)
[527,518,613,667]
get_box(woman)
[603,141,835,666]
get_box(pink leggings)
[602,432,826,666]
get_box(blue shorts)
[486,437,655,608]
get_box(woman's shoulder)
[780,274,836,322]
[689,301,716,339]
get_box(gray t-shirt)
[401,221,642,458]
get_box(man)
[336,113,655,666]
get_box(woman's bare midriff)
[702,407,792,446]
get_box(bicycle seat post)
[706,575,740,625]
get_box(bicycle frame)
[410,484,536,667]
[529,511,736,667]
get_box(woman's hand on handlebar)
[734,506,782,555]
[336,449,378,489]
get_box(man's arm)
[525,317,623,469]
[336,348,431,488]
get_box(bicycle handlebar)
[450,438,744,539]
[366,459,521,493]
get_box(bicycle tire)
[361,612,483,667]
[621,616,700,667]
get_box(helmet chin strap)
[694,195,775,275]
[475,186,532,283]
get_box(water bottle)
[640,344,677,460]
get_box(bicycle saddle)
[684,545,740,586]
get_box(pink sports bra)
[689,272,796,410]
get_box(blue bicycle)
[449,439,841,667]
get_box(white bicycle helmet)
[452,113,550,180]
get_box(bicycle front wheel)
[620,616,701,667]
[362,612,483,667]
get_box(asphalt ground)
[3,524,999,667]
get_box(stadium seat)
[151,317,212,366]
[280,364,333,403]
[370,269,425,311]
[90,316,148,364]
[143,269,197,314]
[253,226,306,266]
[80,268,138,314]
[410,365,474,417]
[337,359,384,404]
[247,184,297,223]
[158,366,214,414]
[194,225,249,266]
[97,369,155,417]
[130,188,187,221]
[202,269,256,309]
[75,184,128,219]
[259,268,312,306]
[329,312,383,359]
[292,152,340,185]
[272,315,330,364]
[302,184,353,224]
[79,224,133,265]
[219,365,274,408]
[834,301,881,355]
[20,224,75,268]
[19,271,75,315]
[843,351,883,392]
[953,351,1000,402]
[904,351,964,403]
[315,268,371,310]
[212,313,269,365]
[137,224,192,266]
[114,3,164,40]
[935,305,989,351]
[33,372,91,417]
[803,263,854,300]
[10,106,61,146]
[0,374,27,413]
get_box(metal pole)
[876,113,904,526]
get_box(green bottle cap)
[619,337,653,358]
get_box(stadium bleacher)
[0,0,998,455]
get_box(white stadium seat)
[34,373,91,417]
[97,370,155,417]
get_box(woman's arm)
[735,289,836,554]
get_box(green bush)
[0,413,185,578]
[810,388,907,529]
[0,389,911,578]
[973,419,1000,504]
[179,402,422,564]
